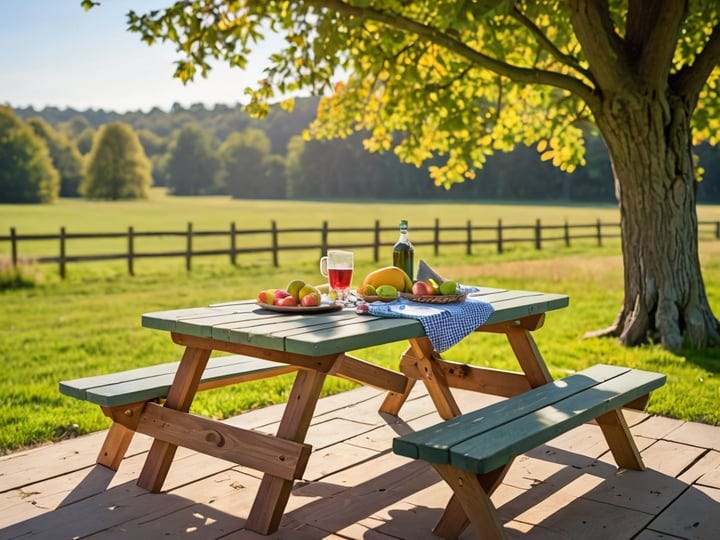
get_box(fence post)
[186,222,193,272]
[59,226,66,279]
[230,222,237,266]
[564,219,570,247]
[10,227,18,267]
[271,220,279,267]
[434,218,440,256]
[497,219,503,254]
[466,220,472,255]
[128,226,134,276]
[716,221,719,239]
[320,220,328,258]
[373,220,380,262]
[596,219,603,247]
[534,219,542,250]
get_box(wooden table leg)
[245,368,327,534]
[408,337,461,420]
[504,326,553,388]
[137,346,211,492]
[379,345,417,415]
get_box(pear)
[286,279,306,301]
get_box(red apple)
[300,293,321,307]
[274,289,291,300]
[276,296,298,307]
[412,280,436,296]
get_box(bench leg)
[97,422,135,470]
[433,464,506,540]
[245,368,327,535]
[596,408,645,470]
[137,346,211,492]
[434,462,510,539]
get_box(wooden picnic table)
[135,287,568,535]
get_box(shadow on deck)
[1,385,719,539]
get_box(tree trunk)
[591,93,720,349]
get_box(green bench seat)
[60,354,296,408]
[393,364,666,538]
[59,354,297,471]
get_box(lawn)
[1,194,719,455]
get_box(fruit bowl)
[399,292,467,304]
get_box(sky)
[0,1,282,113]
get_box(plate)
[399,292,467,304]
[256,302,344,314]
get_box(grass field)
[1,192,719,456]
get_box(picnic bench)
[393,364,666,539]
[59,355,297,470]
[58,287,571,535]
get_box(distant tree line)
[3,98,720,204]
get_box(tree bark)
[591,91,720,349]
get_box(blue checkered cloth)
[364,294,495,352]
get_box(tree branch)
[510,4,594,83]
[672,22,720,99]
[306,0,597,106]
[568,0,632,92]
[626,0,687,88]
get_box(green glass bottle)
[392,219,414,281]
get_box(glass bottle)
[393,219,414,281]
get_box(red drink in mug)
[328,267,353,292]
[320,250,354,302]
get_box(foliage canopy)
[83,0,720,349]
[0,106,59,204]
[82,122,152,200]
[91,0,720,187]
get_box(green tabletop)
[142,287,569,357]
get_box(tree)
[81,122,152,200]
[99,0,720,349]
[75,126,96,155]
[219,128,287,198]
[28,117,85,197]
[58,115,92,139]
[0,106,59,203]
[165,123,221,195]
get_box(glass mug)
[319,250,354,302]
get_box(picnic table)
[63,287,571,535]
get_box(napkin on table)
[364,295,494,352]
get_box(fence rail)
[3,219,719,278]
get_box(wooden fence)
[3,219,719,278]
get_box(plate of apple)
[256,280,344,314]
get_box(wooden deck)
[2,384,719,539]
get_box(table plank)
[141,290,570,357]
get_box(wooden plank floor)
[2,384,719,539]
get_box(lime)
[376,285,398,298]
[439,280,458,295]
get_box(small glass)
[319,250,354,303]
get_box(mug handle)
[319,256,328,277]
